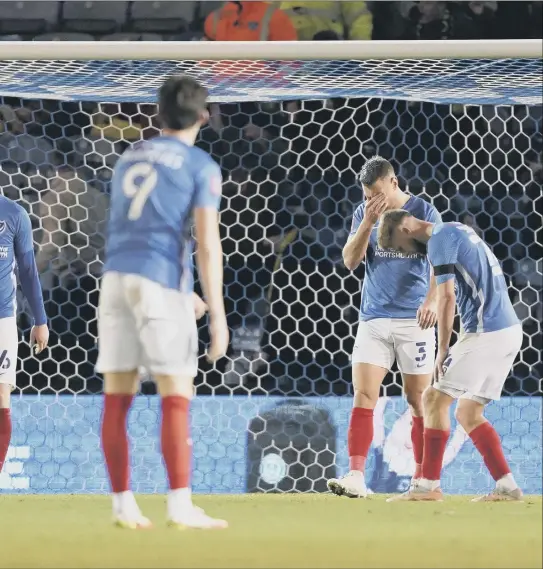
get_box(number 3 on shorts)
[123,162,158,220]
[415,341,426,367]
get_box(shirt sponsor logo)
[374,249,424,260]
[0,246,8,259]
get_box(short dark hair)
[358,156,395,187]
[377,209,412,250]
[158,75,208,131]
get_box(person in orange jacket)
[205,1,298,41]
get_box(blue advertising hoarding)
[1,395,541,494]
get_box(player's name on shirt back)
[428,222,519,333]
[104,136,222,293]
[117,145,184,170]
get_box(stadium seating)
[33,32,95,42]
[100,32,163,42]
[0,1,59,37]
[60,1,129,35]
[128,1,195,34]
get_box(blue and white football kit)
[96,136,222,377]
[350,195,441,374]
[428,222,522,403]
[0,196,47,388]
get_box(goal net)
[0,40,541,495]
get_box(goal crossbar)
[0,39,541,61]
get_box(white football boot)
[327,471,368,498]
[168,506,228,530]
[472,473,523,502]
[112,492,152,529]
[386,479,444,502]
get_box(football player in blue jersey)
[377,211,523,501]
[0,196,48,477]
[96,75,229,529]
[327,156,441,500]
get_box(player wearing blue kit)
[0,196,48,477]
[96,76,229,529]
[377,211,523,502]
[327,157,441,500]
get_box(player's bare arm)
[434,279,456,382]
[193,292,208,320]
[343,195,388,270]
[417,272,438,330]
[14,209,49,354]
[194,207,228,362]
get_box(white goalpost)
[0,39,541,496]
[1,38,542,59]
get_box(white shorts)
[352,318,435,375]
[0,317,18,389]
[434,324,523,404]
[96,272,198,377]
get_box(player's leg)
[102,371,150,528]
[392,332,501,501]
[0,316,18,476]
[138,283,226,529]
[153,373,224,529]
[387,385,453,502]
[456,325,524,502]
[327,319,392,498]
[455,398,522,502]
[96,273,150,529]
[391,322,436,492]
[0,385,11,475]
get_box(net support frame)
[0,39,541,61]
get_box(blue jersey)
[350,195,441,321]
[0,196,46,325]
[104,135,222,292]
[427,222,519,333]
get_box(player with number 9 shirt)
[377,212,523,501]
[96,75,229,529]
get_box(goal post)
[1,39,542,59]
[0,40,541,495]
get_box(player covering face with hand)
[327,156,441,500]
[0,197,49,478]
[377,210,523,501]
[96,75,229,529]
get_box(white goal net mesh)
[0,55,541,495]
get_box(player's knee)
[156,374,194,400]
[352,364,384,408]
[0,384,10,408]
[422,385,440,410]
[353,388,378,409]
[454,401,484,432]
[404,387,424,414]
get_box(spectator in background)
[465,1,498,38]
[280,1,373,40]
[34,166,108,289]
[205,1,297,41]
[384,1,493,40]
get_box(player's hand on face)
[193,293,208,320]
[434,349,449,383]
[207,317,229,363]
[364,194,388,225]
[417,299,437,330]
[31,324,49,355]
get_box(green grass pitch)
[1,494,541,568]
